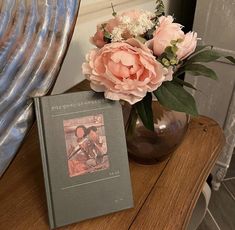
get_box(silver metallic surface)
[0,0,80,177]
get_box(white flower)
[110,10,155,42]
[125,15,153,37]
[111,27,124,42]
[139,14,154,31]
[120,15,131,24]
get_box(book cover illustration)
[63,114,109,177]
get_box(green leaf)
[173,77,197,90]
[158,45,179,67]
[174,63,218,80]
[188,50,221,63]
[145,27,155,40]
[225,56,235,64]
[188,46,235,65]
[103,30,112,43]
[153,81,198,116]
[155,0,165,17]
[194,45,213,53]
[125,107,138,139]
[135,93,154,131]
[104,31,111,39]
[184,63,218,80]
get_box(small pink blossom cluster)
[82,10,197,104]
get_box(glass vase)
[123,101,190,164]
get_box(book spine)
[34,98,55,229]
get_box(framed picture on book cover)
[34,91,133,229]
[63,113,109,177]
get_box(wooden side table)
[0,85,224,230]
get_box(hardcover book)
[34,91,133,229]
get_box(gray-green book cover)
[34,91,133,229]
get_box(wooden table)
[0,87,224,230]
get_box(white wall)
[52,0,182,94]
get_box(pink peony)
[176,32,198,60]
[82,38,172,104]
[149,16,184,57]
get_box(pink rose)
[176,32,198,60]
[90,18,120,48]
[148,16,184,57]
[82,38,171,104]
[90,29,106,48]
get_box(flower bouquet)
[82,1,235,135]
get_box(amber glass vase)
[123,101,189,164]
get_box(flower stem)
[111,3,117,17]
[125,106,138,140]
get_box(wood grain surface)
[0,83,225,230]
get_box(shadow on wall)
[168,0,197,32]
[52,37,84,95]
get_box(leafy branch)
[155,0,165,19]
[174,46,235,80]
[158,40,182,67]
[111,3,117,17]
[145,0,165,40]
[136,45,235,130]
